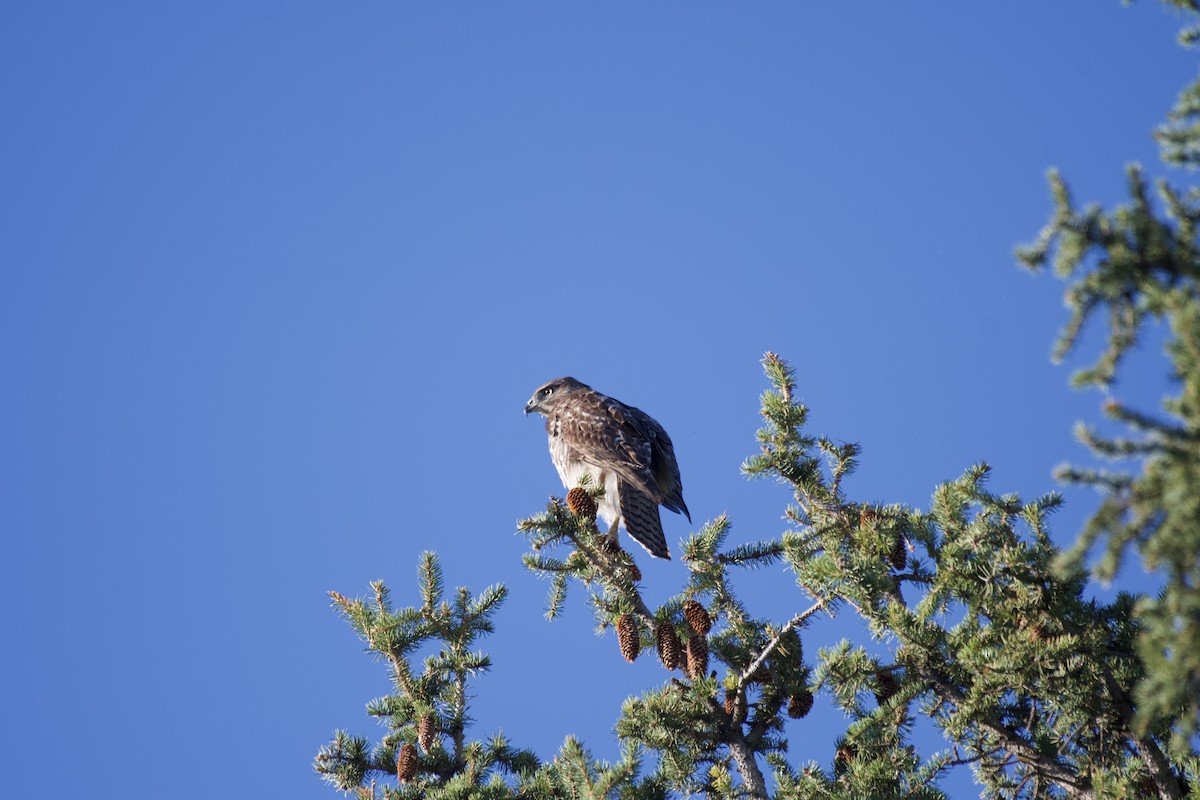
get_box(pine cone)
[787,688,814,719]
[417,713,436,752]
[1016,613,1048,642]
[874,670,899,705]
[616,614,640,663]
[623,554,642,583]
[859,506,878,528]
[656,623,682,671]
[566,487,597,520]
[682,600,712,635]
[724,688,746,722]
[396,742,418,783]
[834,740,858,773]
[889,532,907,570]
[684,633,709,680]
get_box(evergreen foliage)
[317,3,1200,797]
[1016,2,1200,753]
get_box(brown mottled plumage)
[524,377,690,560]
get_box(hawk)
[524,377,690,559]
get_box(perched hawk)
[524,377,690,559]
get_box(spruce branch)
[318,559,546,798]
[743,350,1196,798]
[1021,152,1200,742]
[735,599,828,692]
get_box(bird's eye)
[541,387,554,397]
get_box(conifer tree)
[317,2,1200,797]
[1015,2,1200,748]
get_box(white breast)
[550,432,622,527]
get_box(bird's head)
[524,377,588,416]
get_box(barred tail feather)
[618,481,671,560]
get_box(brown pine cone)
[684,633,709,680]
[834,740,858,773]
[859,506,879,528]
[396,742,418,783]
[656,623,682,671]
[417,713,436,752]
[616,614,640,663]
[787,688,814,719]
[874,670,899,705]
[566,487,597,520]
[889,531,907,570]
[682,599,712,635]
[623,554,642,583]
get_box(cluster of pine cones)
[395,713,440,783]
[615,599,712,680]
[614,599,817,722]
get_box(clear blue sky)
[1,3,1192,798]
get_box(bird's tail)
[618,482,671,560]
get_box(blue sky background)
[2,2,1194,798]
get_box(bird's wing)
[623,406,690,522]
[556,389,662,503]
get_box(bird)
[524,377,690,559]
